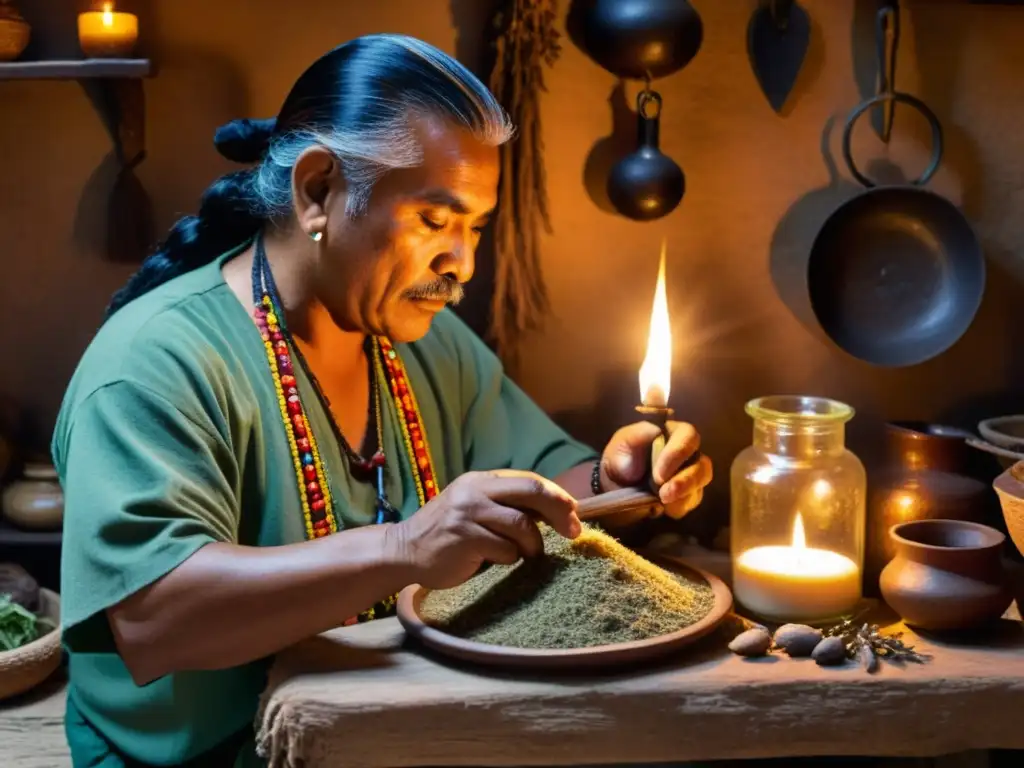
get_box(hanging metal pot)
[805,4,984,367]
[607,89,684,221]
[567,0,703,80]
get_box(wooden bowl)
[397,555,732,672]
[0,588,62,701]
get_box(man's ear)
[292,146,342,236]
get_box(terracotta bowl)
[995,462,1024,558]
[0,589,62,701]
[0,18,29,62]
[879,519,1012,631]
[397,555,733,672]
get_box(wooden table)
[255,609,1024,768]
[0,671,70,768]
[3,547,1023,768]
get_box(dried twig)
[487,0,562,371]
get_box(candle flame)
[102,3,114,25]
[639,239,671,407]
[792,512,806,550]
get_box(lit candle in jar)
[78,2,138,58]
[733,512,861,623]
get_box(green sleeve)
[456,323,598,479]
[54,379,240,647]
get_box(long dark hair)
[105,34,512,318]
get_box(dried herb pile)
[0,595,53,652]
[420,524,715,649]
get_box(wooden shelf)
[0,58,151,80]
[0,59,152,168]
[0,519,62,547]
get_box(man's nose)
[433,228,476,284]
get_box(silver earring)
[310,231,323,243]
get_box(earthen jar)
[880,519,1011,631]
[865,421,998,595]
[1,462,63,531]
[994,461,1024,558]
[0,1,30,62]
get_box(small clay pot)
[994,462,1024,558]
[0,1,30,62]
[1,462,63,531]
[880,519,1012,631]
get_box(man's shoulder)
[81,285,231,385]
[56,275,246,435]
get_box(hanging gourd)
[568,0,703,221]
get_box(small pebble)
[811,636,847,666]
[773,623,823,657]
[728,627,773,657]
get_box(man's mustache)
[404,277,465,305]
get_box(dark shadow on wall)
[582,81,636,215]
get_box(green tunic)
[51,246,597,767]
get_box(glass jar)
[730,396,866,625]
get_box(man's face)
[316,119,500,343]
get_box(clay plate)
[397,554,733,671]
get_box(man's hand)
[599,420,712,522]
[388,470,582,590]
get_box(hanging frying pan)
[806,6,984,367]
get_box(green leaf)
[0,593,42,651]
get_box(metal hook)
[875,1,900,143]
[770,0,794,33]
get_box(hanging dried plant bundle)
[487,0,562,370]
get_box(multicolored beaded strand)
[249,233,440,622]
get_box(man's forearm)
[107,524,414,685]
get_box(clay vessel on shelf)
[994,461,1024,558]
[879,519,1012,631]
[0,1,30,62]
[865,421,998,595]
[1,462,63,531]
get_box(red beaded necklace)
[251,234,440,621]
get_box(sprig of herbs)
[0,593,54,651]
[823,614,930,672]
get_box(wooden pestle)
[576,487,662,522]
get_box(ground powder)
[419,523,716,649]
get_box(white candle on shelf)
[78,2,138,58]
[733,512,861,623]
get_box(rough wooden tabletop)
[0,671,70,768]
[255,602,1024,768]
[4,548,1022,768]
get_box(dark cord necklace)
[251,234,400,524]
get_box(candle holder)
[78,2,138,59]
[730,396,866,625]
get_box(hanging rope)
[486,0,562,372]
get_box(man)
[53,34,712,767]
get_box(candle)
[78,2,138,58]
[733,512,861,623]
[638,239,671,409]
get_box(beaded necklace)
[250,233,440,621]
